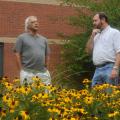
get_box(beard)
[94,21,102,29]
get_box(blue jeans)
[92,63,119,87]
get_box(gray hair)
[25,16,37,32]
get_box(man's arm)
[110,53,120,79]
[114,53,120,68]
[110,31,120,79]
[45,55,50,68]
[15,52,22,70]
[85,29,100,54]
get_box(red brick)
[0,1,82,39]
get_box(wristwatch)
[113,66,119,71]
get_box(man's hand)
[110,69,119,80]
[92,29,100,36]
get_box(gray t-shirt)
[14,33,50,72]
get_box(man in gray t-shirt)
[14,16,51,85]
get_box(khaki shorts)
[20,69,51,85]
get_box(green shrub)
[56,0,120,89]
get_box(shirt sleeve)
[13,36,23,54]
[45,38,50,56]
[113,31,120,53]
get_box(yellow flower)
[4,82,13,90]
[70,118,76,120]
[62,111,68,117]
[93,85,104,91]
[83,79,91,84]
[13,78,20,83]
[42,93,48,99]
[108,111,119,118]
[79,108,86,114]
[19,86,32,95]
[14,117,19,120]
[2,94,11,103]
[91,116,98,120]
[1,110,6,117]
[8,99,19,109]
[49,118,57,120]
[79,89,89,96]
[113,90,120,95]
[45,85,57,92]
[93,84,112,91]
[20,111,30,120]
[84,96,93,104]
[64,97,71,103]
[9,108,14,113]
[49,118,52,120]
[2,76,8,81]
[48,108,60,114]
[31,81,44,89]
[32,76,41,81]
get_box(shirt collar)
[101,25,110,33]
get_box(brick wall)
[0,1,81,80]
[0,1,81,38]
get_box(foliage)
[53,33,94,89]
[63,0,120,28]
[1,77,120,120]
[56,0,120,89]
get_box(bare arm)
[85,29,100,54]
[114,53,120,68]
[110,53,120,79]
[45,55,50,68]
[15,52,22,70]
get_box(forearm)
[114,53,120,69]
[45,55,50,68]
[110,53,120,79]
[85,29,100,54]
[85,35,94,54]
[15,53,22,70]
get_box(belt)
[96,62,114,68]
[23,68,46,74]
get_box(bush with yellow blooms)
[0,77,120,120]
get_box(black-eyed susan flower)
[79,89,89,96]
[8,99,19,109]
[13,77,20,83]
[1,109,6,117]
[19,86,32,95]
[108,111,119,118]
[48,108,60,114]
[32,76,41,81]
[4,82,13,90]
[19,110,30,120]
[2,94,11,103]
[84,96,93,104]
[83,79,91,84]
[9,108,15,113]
